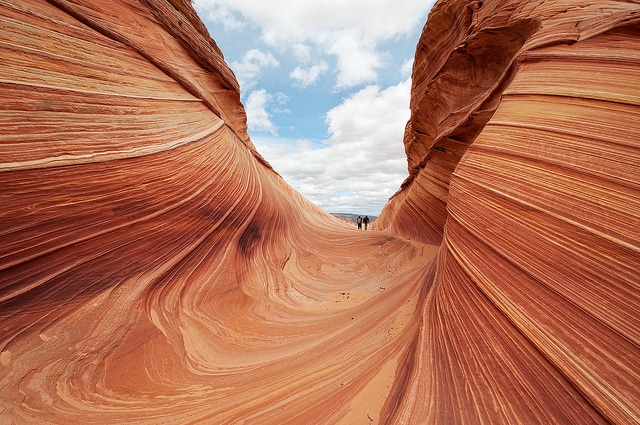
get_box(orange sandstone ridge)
[0,1,639,424]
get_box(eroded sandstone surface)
[1,0,639,424]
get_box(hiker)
[363,215,369,231]
[356,215,362,230]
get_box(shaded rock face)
[0,1,638,425]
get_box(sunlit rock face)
[376,0,640,423]
[1,0,639,424]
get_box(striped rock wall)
[376,1,640,423]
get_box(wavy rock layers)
[0,1,439,423]
[377,1,640,424]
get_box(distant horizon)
[331,212,378,217]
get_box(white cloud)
[196,2,245,31]
[195,0,435,88]
[325,79,411,151]
[254,78,411,214]
[245,89,289,134]
[401,57,414,78]
[289,62,329,88]
[325,30,382,88]
[290,43,312,62]
[246,89,277,134]
[230,49,279,91]
[216,0,434,41]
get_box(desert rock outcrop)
[376,1,640,423]
[1,0,639,424]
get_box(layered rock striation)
[1,0,639,424]
[376,1,640,423]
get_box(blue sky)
[193,0,437,215]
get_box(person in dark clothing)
[356,215,362,229]
[363,215,369,231]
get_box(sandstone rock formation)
[375,1,640,423]
[0,0,639,424]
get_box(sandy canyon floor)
[1,217,440,424]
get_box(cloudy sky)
[193,0,437,215]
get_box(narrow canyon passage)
[0,94,440,425]
[1,205,439,424]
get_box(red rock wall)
[377,1,640,423]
